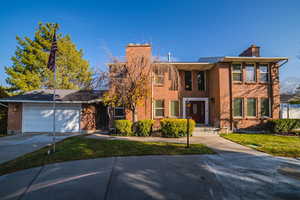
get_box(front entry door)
[186,101,205,124]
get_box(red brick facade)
[115,44,284,131]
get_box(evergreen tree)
[5,23,92,93]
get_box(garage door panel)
[23,103,80,133]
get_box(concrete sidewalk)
[1,134,300,200]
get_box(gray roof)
[0,89,106,103]
[281,93,300,103]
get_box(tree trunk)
[132,108,138,123]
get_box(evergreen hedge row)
[268,119,300,133]
[160,118,195,138]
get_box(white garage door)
[22,103,81,133]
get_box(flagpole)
[52,64,56,153]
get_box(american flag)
[47,32,57,72]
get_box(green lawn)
[221,133,300,157]
[0,136,214,176]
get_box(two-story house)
[0,44,288,134]
[118,43,288,131]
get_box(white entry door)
[22,103,81,133]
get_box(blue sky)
[1,0,300,86]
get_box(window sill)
[233,81,243,84]
[233,116,243,119]
[154,84,164,87]
[154,116,164,119]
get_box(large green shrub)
[134,120,155,136]
[268,119,300,133]
[114,120,133,136]
[160,118,195,138]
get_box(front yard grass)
[0,136,214,176]
[221,133,300,157]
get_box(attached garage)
[22,103,81,133]
[0,89,108,134]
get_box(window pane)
[246,64,256,82]
[260,65,269,82]
[261,98,270,117]
[185,71,192,91]
[154,72,164,85]
[232,64,242,72]
[233,73,242,81]
[170,101,179,116]
[247,98,257,117]
[155,100,164,108]
[197,71,205,91]
[115,108,125,116]
[155,109,164,117]
[233,98,243,117]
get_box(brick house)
[0,44,288,134]
[114,44,288,131]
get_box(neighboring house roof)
[281,93,300,103]
[0,89,106,103]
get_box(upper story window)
[245,64,256,82]
[154,100,164,118]
[259,64,269,83]
[184,71,192,91]
[154,71,164,86]
[197,71,205,91]
[170,100,179,117]
[247,98,257,117]
[233,98,243,117]
[232,64,242,82]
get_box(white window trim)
[233,98,244,118]
[232,63,243,82]
[182,97,209,125]
[154,100,165,118]
[246,98,257,117]
[169,100,180,118]
[259,63,269,83]
[245,63,256,83]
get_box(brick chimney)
[239,45,260,57]
[126,43,152,62]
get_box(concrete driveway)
[1,135,300,200]
[0,133,77,164]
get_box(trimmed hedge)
[114,120,133,136]
[268,119,300,133]
[134,120,155,136]
[160,118,196,138]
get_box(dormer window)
[245,64,256,82]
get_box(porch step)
[192,127,220,136]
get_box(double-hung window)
[232,64,242,82]
[170,100,179,117]
[233,98,243,117]
[184,71,192,91]
[247,98,257,117]
[259,64,269,83]
[261,98,270,117]
[154,100,164,117]
[154,71,164,85]
[114,107,125,120]
[246,64,256,82]
[197,71,205,91]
